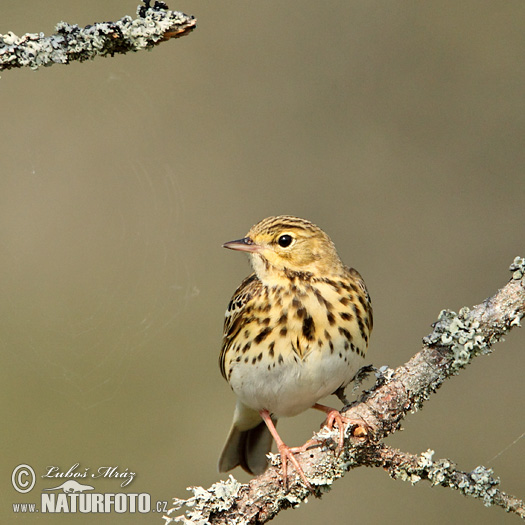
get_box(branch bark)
[165,257,525,524]
[0,1,196,71]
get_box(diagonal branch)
[165,257,525,524]
[0,1,196,71]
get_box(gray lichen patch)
[166,475,242,524]
[428,460,500,507]
[423,307,490,369]
[389,448,435,485]
[509,256,525,280]
[461,466,501,507]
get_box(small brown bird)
[218,216,372,489]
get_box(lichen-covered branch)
[380,446,525,519]
[165,257,525,524]
[0,1,196,71]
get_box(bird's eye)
[277,234,293,248]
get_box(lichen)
[375,365,395,383]
[428,461,500,507]
[0,2,195,71]
[464,466,500,507]
[418,448,435,469]
[509,256,525,280]
[165,475,242,524]
[421,256,525,371]
[427,457,454,486]
[423,307,490,369]
[387,449,433,485]
[389,450,501,508]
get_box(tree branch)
[0,1,196,71]
[380,445,525,519]
[165,257,525,524]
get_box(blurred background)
[1,1,524,523]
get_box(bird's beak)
[222,237,262,253]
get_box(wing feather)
[345,266,373,332]
[219,273,263,379]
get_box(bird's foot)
[276,442,314,492]
[313,403,368,453]
[259,409,314,491]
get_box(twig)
[0,1,196,71]
[165,257,525,524]
[380,446,525,519]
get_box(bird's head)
[223,216,344,282]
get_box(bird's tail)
[218,401,275,475]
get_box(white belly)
[229,343,364,417]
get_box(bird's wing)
[219,273,263,379]
[346,266,373,332]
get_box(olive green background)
[1,1,524,523]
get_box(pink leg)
[312,403,368,452]
[259,409,313,491]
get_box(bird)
[217,215,373,490]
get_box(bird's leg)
[259,409,313,491]
[312,403,368,452]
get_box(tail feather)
[218,402,275,475]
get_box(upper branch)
[165,257,525,524]
[0,2,196,71]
